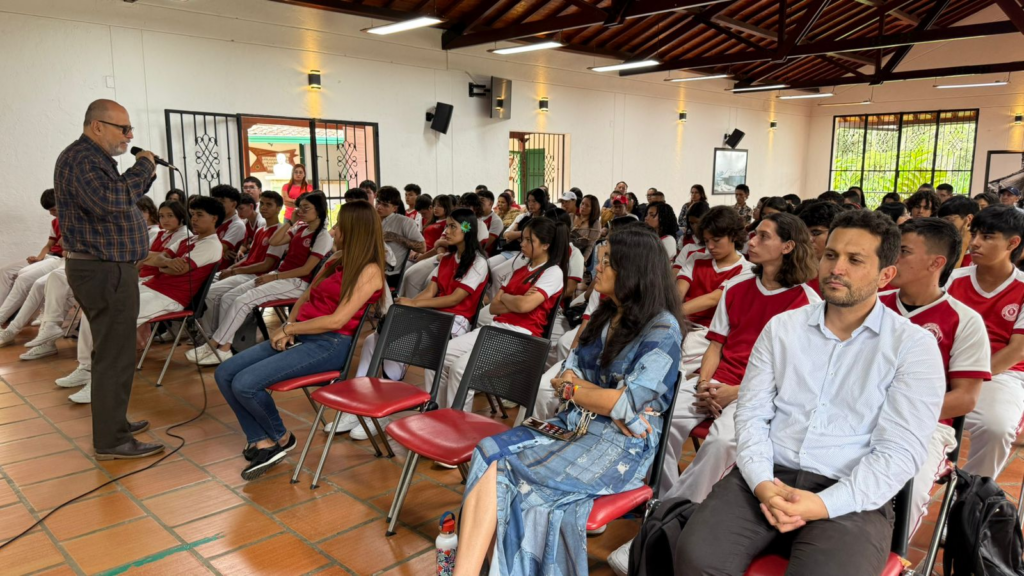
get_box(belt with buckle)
[67,252,101,261]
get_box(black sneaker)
[243,444,259,462]
[279,433,296,453]
[241,445,286,481]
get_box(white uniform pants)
[430,323,531,411]
[0,257,62,323]
[210,277,306,345]
[77,286,183,370]
[910,423,958,538]
[40,267,74,326]
[486,253,519,300]
[664,395,737,504]
[963,371,1024,478]
[663,375,709,494]
[202,274,256,334]
[4,260,66,335]
[398,258,438,299]
[680,325,710,377]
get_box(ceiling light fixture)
[364,16,443,35]
[666,74,730,82]
[491,41,563,55]
[731,84,788,93]
[778,93,834,100]
[935,80,1008,89]
[589,59,660,72]
[817,100,872,107]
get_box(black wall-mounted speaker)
[724,129,745,149]
[428,102,454,134]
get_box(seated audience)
[797,200,842,293]
[397,196,454,300]
[216,200,384,481]
[378,186,425,288]
[435,217,567,411]
[847,186,866,208]
[496,191,522,228]
[611,194,639,222]
[0,189,64,343]
[138,200,190,280]
[783,193,802,209]
[645,201,680,260]
[881,192,903,204]
[678,206,752,375]
[237,193,266,253]
[937,195,980,268]
[57,197,226,403]
[137,195,160,243]
[165,188,186,205]
[359,179,378,204]
[906,188,941,218]
[453,226,682,576]
[817,190,844,204]
[478,190,504,252]
[558,191,578,215]
[211,184,246,265]
[876,201,910,225]
[677,184,708,229]
[840,189,862,208]
[404,183,422,229]
[946,205,1024,478]
[677,210,945,576]
[974,191,998,210]
[241,176,261,202]
[936,183,955,204]
[882,217,990,536]
[18,267,79,360]
[186,192,332,366]
[413,193,433,230]
[571,194,602,264]
[489,188,548,272]
[733,185,753,225]
[674,201,710,271]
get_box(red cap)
[442,517,456,533]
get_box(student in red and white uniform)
[677,206,753,375]
[138,200,190,280]
[879,218,991,536]
[437,217,568,411]
[59,197,226,404]
[336,209,490,439]
[237,194,266,253]
[404,184,423,230]
[478,190,505,253]
[946,205,1024,478]
[938,195,979,269]
[211,185,247,266]
[189,192,332,366]
[201,191,287,330]
[673,201,710,272]
[796,200,842,295]
[645,200,681,261]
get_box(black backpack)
[944,468,1024,575]
[626,498,699,576]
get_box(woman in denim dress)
[455,225,684,576]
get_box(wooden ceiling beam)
[877,0,951,81]
[852,0,921,25]
[994,0,1024,35]
[710,15,779,40]
[776,0,831,59]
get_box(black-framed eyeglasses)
[97,120,134,136]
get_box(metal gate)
[164,110,243,196]
[508,132,568,203]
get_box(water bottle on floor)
[436,511,458,575]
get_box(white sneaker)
[197,348,231,366]
[0,328,15,348]
[350,417,389,440]
[31,318,41,327]
[20,342,57,361]
[69,383,91,404]
[25,322,63,348]
[324,413,360,434]
[185,343,212,362]
[56,367,91,388]
[607,539,632,576]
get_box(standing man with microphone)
[54,99,164,459]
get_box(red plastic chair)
[136,263,221,386]
[383,325,551,535]
[290,305,457,488]
[690,418,713,451]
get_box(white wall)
[0,0,817,257]
[803,5,1024,197]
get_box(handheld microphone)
[130,146,178,170]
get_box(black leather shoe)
[95,438,165,460]
[128,420,150,434]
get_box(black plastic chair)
[386,256,409,296]
[137,263,221,386]
[295,305,456,487]
[383,325,551,534]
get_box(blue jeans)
[214,332,353,444]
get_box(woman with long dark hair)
[281,163,312,220]
[486,188,549,297]
[454,226,683,576]
[678,184,707,230]
[497,191,522,228]
[626,191,643,219]
[395,195,455,300]
[645,201,681,259]
[138,200,189,280]
[216,200,385,480]
[437,216,568,411]
[188,192,333,366]
[571,194,602,262]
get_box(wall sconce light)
[678,111,687,123]
[538,97,549,112]
[308,70,321,90]
[495,97,505,111]
[1016,112,1023,125]
[769,120,778,130]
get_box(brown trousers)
[66,259,140,450]
[676,466,894,576]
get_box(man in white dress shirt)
[677,210,945,576]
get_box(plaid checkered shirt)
[53,135,155,262]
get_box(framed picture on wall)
[984,150,1024,195]
[712,148,748,195]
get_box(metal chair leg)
[357,416,384,457]
[311,411,343,489]
[920,471,959,576]
[137,321,160,371]
[386,453,420,536]
[291,405,326,484]
[485,394,499,415]
[156,321,187,387]
[387,454,417,523]
[254,308,270,341]
[457,463,469,481]
[1018,469,1024,529]
[194,322,223,364]
[371,417,395,458]
[301,388,328,428]
[64,306,80,338]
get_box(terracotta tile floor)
[0,319,1022,575]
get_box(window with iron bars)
[508,132,570,204]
